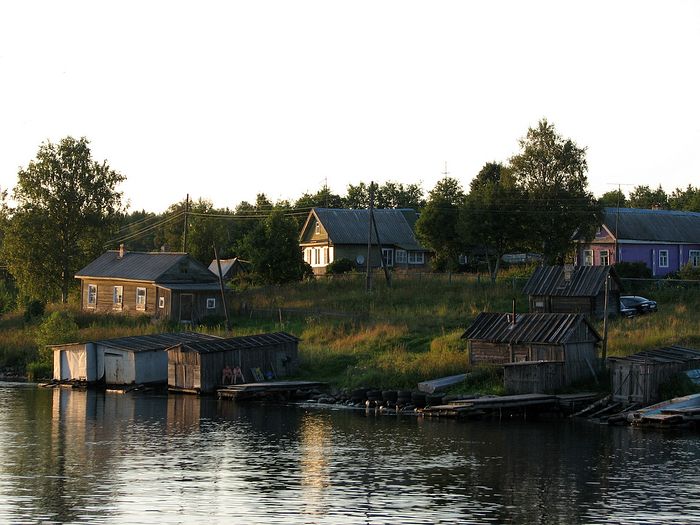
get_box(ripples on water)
[0,384,699,524]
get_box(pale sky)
[1,1,699,213]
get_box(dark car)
[620,295,658,317]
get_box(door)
[180,294,193,323]
[104,353,125,384]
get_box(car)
[620,295,658,317]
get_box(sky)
[1,1,699,213]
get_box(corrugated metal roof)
[76,251,190,281]
[312,208,426,251]
[96,332,221,353]
[604,207,700,243]
[174,332,299,354]
[157,283,223,291]
[461,312,601,344]
[522,265,621,297]
[608,345,700,364]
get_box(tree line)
[1,121,698,306]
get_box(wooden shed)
[522,265,622,319]
[52,332,221,385]
[608,346,700,405]
[167,332,300,394]
[462,312,602,389]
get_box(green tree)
[669,185,700,212]
[415,177,465,270]
[3,137,125,302]
[459,163,526,281]
[35,310,79,363]
[510,119,601,263]
[599,189,628,208]
[629,185,669,209]
[240,210,311,284]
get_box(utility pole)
[182,193,190,253]
[213,244,231,331]
[366,182,374,292]
[602,274,610,361]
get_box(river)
[0,383,699,524]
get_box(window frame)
[583,250,593,266]
[381,248,394,267]
[408,251,425,265]
[87,284,97,308]
[395,249,407,264]
[158,296,165,309]
[690,250,700,268]
[112,286,124,310]
[206,297,216,309]
[135,287,147,310]
[600,250,609,266]
[659,250,669,268]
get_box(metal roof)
[522,265,621,297]
[94,332,221,353]
[608,345,700,365]
[76,251,195,281]
[309,208,426,251]
[173,332,299,354]
[461,312,601,344]
[157,282,223,291]
[603,207,700,243]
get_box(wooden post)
[371,206,391,287]
[213,243,231,331]
[602,274,610,361]
[366,182,374,292]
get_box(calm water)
[0,384,699,525]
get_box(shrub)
[615,262,652,279]
[677,263,700,281]
[23,300,45,322]
[26,360,53,381]
[658,372,700,401]
[325,258,355,275]
[35,311,79,363]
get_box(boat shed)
[608,346,700,405]
[522,265,622,319]
[462,313,602,388]
[167,332,300,394]
[52,332,221,385]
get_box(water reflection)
[0,384,699,524]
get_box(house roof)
[171,332,299,354]
[461,312,601,344]
[522,265,621,297]
[75,251,216,282]
[157,282,223,292]
[207,257,250,278]
[607,345,700,365]
[304,208,426,251]
[52,332,221,353]
[603,207,700,243]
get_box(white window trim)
[113,286,123,310]
[87,284,97,308]
[395,249,407,264]
[408,251,425,265]
[136,287,147,310]
[659,250,669,268]
[206,297,216,309]
[690,250,700,268]
[382,248,394,267]
[600,250,609,266]
[315,222,321,235]
[583,250,593,266]
[158,296,165,309]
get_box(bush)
[325,258,355,275]
[26,360,52,382]
[659,372,700,401]
[35,311,79,363]
[677,263,700,281]
[615,262,652,279]
[23,300,45,322]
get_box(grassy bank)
[2,271,699,393]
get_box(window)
[583,250,593,266]
[690,250,700,268]
[600,250,609,266]
[381,248,394,267]
[136,287,147,310]
[158,296,165,309]
[206,297,216,309]
[408,251,425,265]
[87,284,97,307]
[315,222,321,235]
[659,250,669,268]
[313,248,321,265]
[458,254,468,265]
[323,247,329,265]
[112,286,123,310]
[395,249,407,264]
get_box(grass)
[2,270,699,394]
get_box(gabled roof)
[301,208,426,251]
[170,332,299,354]
[461,313,601,344]
[207,257,251,278]
[75,251,216,282]
[522,265,621,297]
[51,332,222,353]
[603,207,700,243]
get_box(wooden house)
[608,346,700,405]
[576,207,700,277]
[167,332,300,394]
[522,265,622,318]
[52,332,221,385]
[462,312,602,390]
[299,208,430,274]
[75,246,227,323]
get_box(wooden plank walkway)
[218,380,326,401]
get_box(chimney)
[119,243,126,258]
[564,263,574,282]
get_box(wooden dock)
[217,380,326,401]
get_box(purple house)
[576,207,700,277]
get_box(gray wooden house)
[52,332,221,385]
[608,346,700,405]
[75,246,227,323]
[522,265,622,319]
[299,208,430,275]
[167,332,300,394]
[462,312,602,389]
